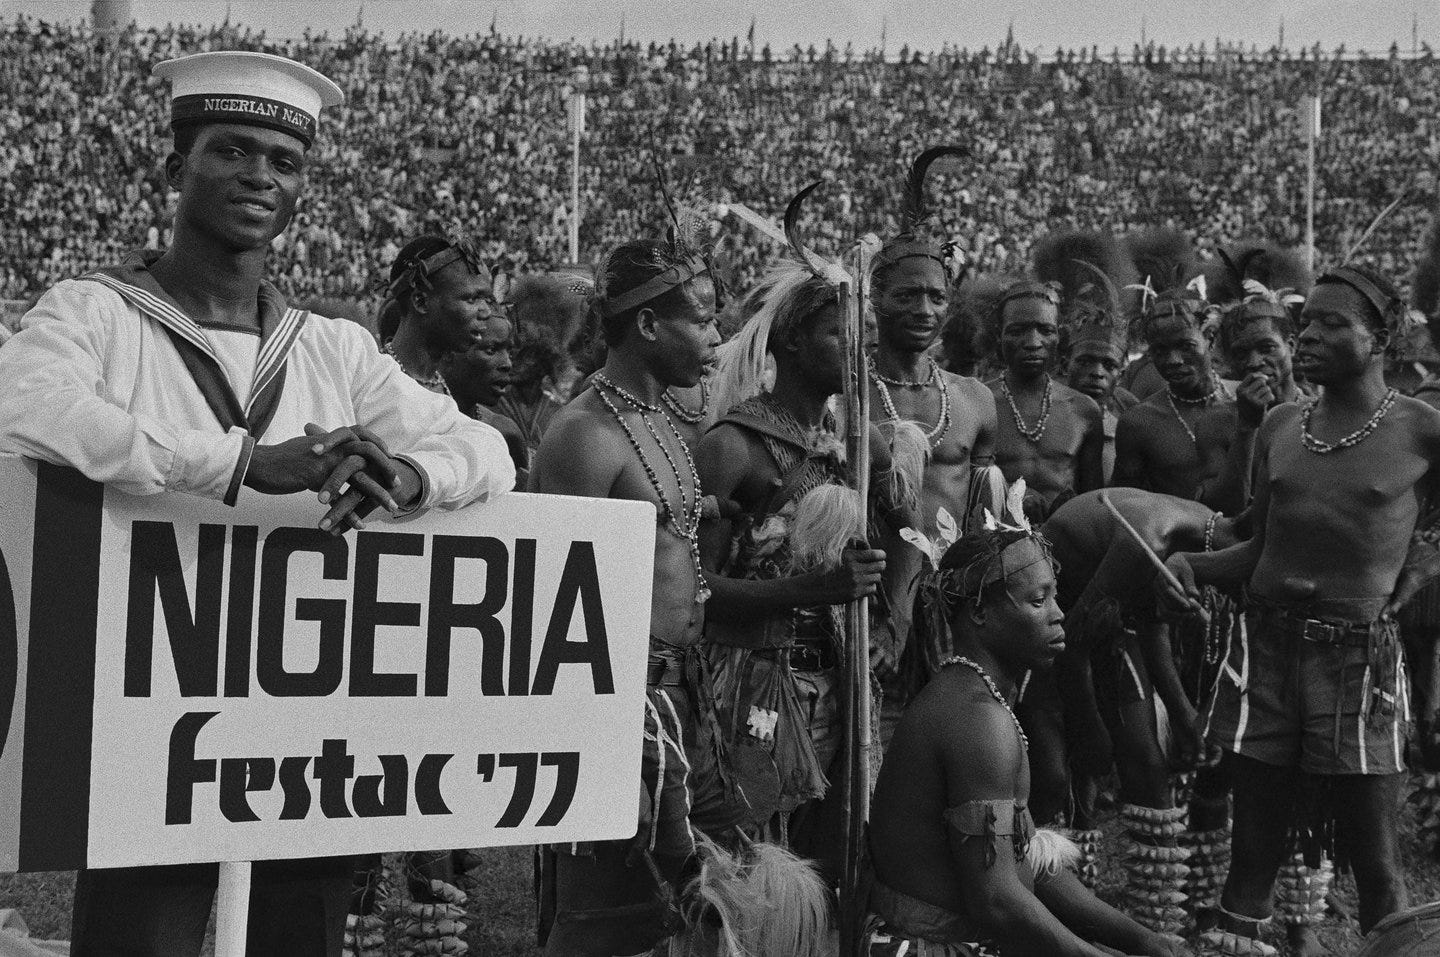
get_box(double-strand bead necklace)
[869,356,952,446]
[939,654,1028,752]
[1000,374,1053,443]
[1300,388,1398,454]
[592,373,710,604]
[661,379,709,425]
[384,341,450,395]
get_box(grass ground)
[3,790,1438,955]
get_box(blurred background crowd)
[3,15,1439,325]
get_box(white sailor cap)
[153,51,344,148]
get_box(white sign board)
[0,456,654,872]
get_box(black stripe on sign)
[19,463,103,871]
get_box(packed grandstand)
[3,16,1438,315]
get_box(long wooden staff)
[838,239,874,957]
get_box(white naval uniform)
[0,261,515,508]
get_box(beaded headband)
[997,280,1062,314]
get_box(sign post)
[0,454,654,933]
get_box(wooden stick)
[215,860,251,957]
[838,242,874,957]
[1099,492,1204,617]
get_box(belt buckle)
[1299,618,1341,645]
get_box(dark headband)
[1316,266,1397,327]
[599,253,710,319]
[388,237,492,299]
[998,280,1061,314]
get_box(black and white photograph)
[1,1,1439,954]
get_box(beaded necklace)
[592,373,710,604]
[1300,389,1398,455]
[1000,374,1053,443]
[384,341,450,396]
[1163,378,1226,447]
[661,379,709,425]
[869,356,951,446]
[939,655,1028,752]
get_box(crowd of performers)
[3,47,1440,957]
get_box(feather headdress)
[596,152,725,320]
[1034,230,1137,358]
[900,476,1056,610]
[872,146,968,282]
[708,183,849,417]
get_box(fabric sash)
[79,254,308,441]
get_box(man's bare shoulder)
[532,391,630,491]
[905,671,1026,778]
[1392,394,1440,454]
[943,369,996,403]
[1117,398,1165,432]
[1052,380,1103,420]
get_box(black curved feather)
[904,145,967,228]
[784,180,828,279]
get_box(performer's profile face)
[873,258,948,352]
[976,555,1065,669]
[441,316,513,405]
[169,123,306,251]
[786,302,846,395]
[1296,285,1385,385]
[424,260,498,353]
[645,276,720,388]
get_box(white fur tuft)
[1027,828,1083,878]
[675,835,834,957]
[788,485,863,572]
[882,419,931,512]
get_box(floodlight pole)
[569,67,589,265]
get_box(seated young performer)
[866,483,1189,957]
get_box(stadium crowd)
[3,15,1440,310]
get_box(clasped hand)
[244,423,422,535]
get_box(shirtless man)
[867,246,997,741]
[1066,326,1139,485]
[987,281,1104,520]
[1114,294,1233,499]
[531,238,722,957]
[983,279,1105,827]
[1161,266,1438,955]
[698,263,887,880]
[867,494,1187,957]
[1193,295,1301,515]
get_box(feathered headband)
[1064,259,1128,352]
[901,477,1056,610]
[597,153,724,318]
[1216,248,1304,324]
[872,145,968,281]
